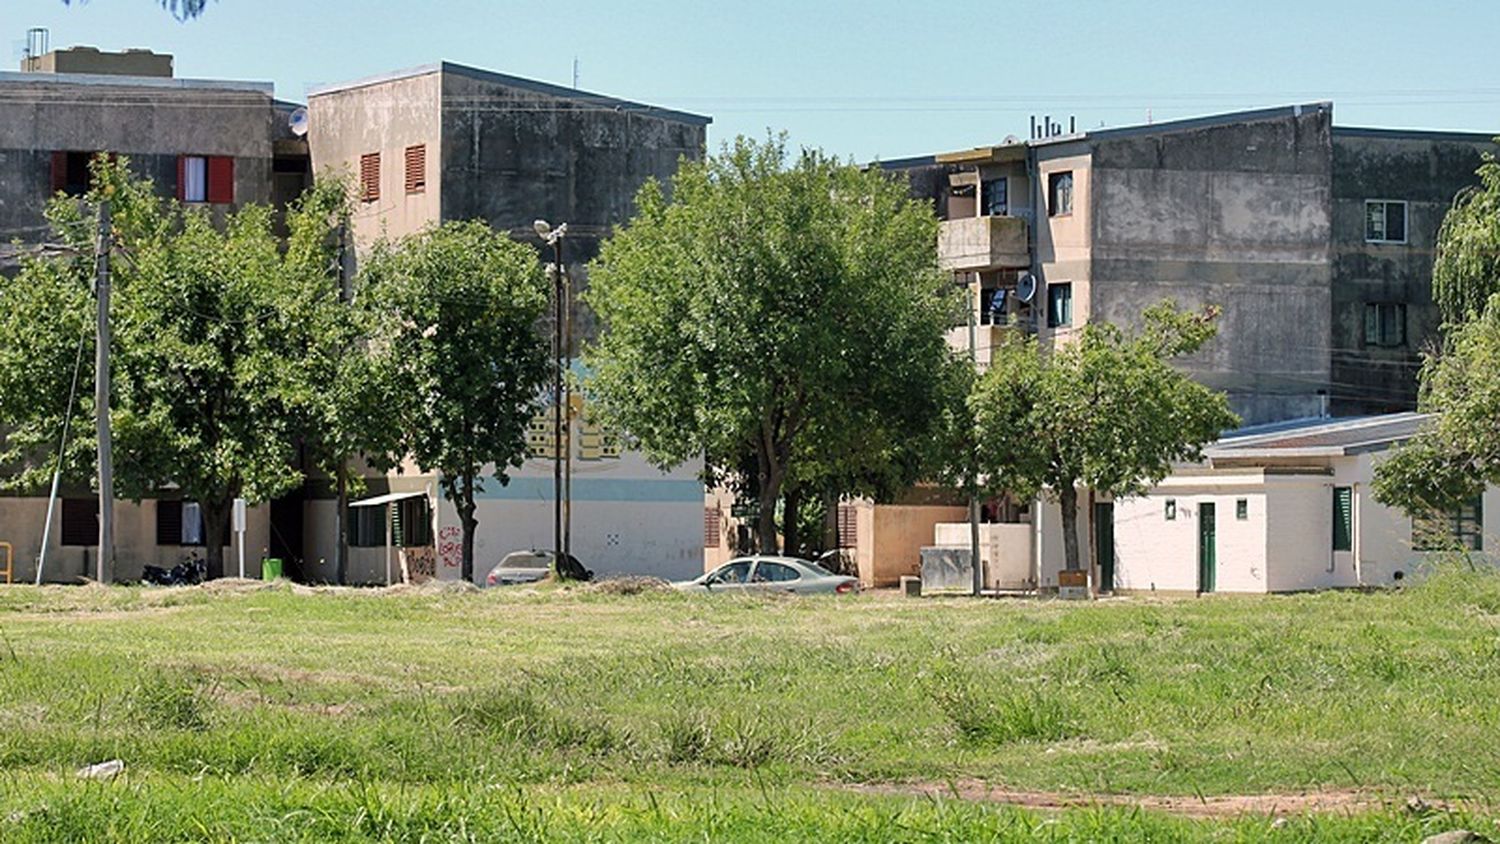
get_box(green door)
[1094,502,1115,592]
[1198,503,1216,593]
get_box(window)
[704,507,721,548]
[1048,171,1074,216]
[1236,499,1248,520]
[1413,495,1483,552]
[708,561,751,584]
[1164,499,1176,521]
[980,286,1008,326]
[404,145,426,194]
[837,504,858,548]
[1332,487,1352,552]
[60,498,98,546]
[981,177,1007,216]
[1364,302,1406,348]
[393,497,432,547]
[155,500,226,546]
[50,151,97,197]
[176,155,234,204]
[752,562,801,583]
[360,152,381,203]
[1365,200,1407,243]
[348,505,387,548]
[1047,282,1073,328]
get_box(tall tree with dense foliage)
[1432,150,1500,325]
[971,302,1238,571]
[584,135,959,552]
[1374,149,1500,519]
[362,221,550,582]
[0,157,363,579]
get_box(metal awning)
[348,491,426,508]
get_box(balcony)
[938,215,1029,271]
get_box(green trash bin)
[261,558,283,581]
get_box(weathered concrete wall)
[1086,107,1334,425]
[1329,131,1498,416]
[440,68,707,342]
[1035,147,1094,340]
[0,74,276,242]
[307,70,443,246]
[0,496,270,584]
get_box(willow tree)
[1433,150,1500,325]
[584,135,957,553]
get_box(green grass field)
[2,568,1499,841]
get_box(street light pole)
[966,279,981,598]
[95,198,114,585]
[534,220,569,565]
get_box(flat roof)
[307,61,711,127]
[0,69,272,94]
[1206,412,1430,459]
[1332,125,1499,143]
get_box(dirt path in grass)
[840,780,1426,818]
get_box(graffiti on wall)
[438,525,462,572]
[405,546,436,583]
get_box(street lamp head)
[533,219,551,237]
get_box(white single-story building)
[1112,413,1494,593]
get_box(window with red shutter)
[837,504,858,548]
[206,156,234,204]
[360,152,381,203]
[51,151,68,194]
[404,144,426,194]
[704,506,721,548]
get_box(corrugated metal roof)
[1206,412,1430,459]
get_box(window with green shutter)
[1332,486,1352,551]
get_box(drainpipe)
[1352,481,1362,586]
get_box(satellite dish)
[288,106,309,137]
[1015,272,1037,304]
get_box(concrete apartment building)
[855,104,1498,591]
[302,62,712,585]
[0,44,311,583]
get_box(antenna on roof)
[572,56,579,89]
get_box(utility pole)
[94,199,114,584]
[333,221,351,585]
[966,279,982,598]
[533,220,569,565]
[562,261,573,565]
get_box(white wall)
[1113,478,1270,594]
[434,448,704,584]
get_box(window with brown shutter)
[837,504,858,548]
[404,144,426,194]
[60,498,98,546]
[156,500,184,545]
[704,506,721,548]
[359,152,381,203]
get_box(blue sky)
[10,0,1499,161]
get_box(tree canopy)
[61,0,209,21]
[1433,150,1500,325]
[361,220,551,582]
[583,135,960,552]
[0,157,369,579]
[971,302,1238,572]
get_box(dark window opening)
[51,151,97,197]
[1048,171,1074,217]
[60,498,98,546]
[1236,499,1248,520]
[1047,282,1073,328]
[348,505,387,548]
[1365,200,1407,243]
[155,499,227,546]
[981,177,1008,216]
[1364,302,1406,348]
[392,496,432,548]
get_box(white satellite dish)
[1015,272,1038,304]
[288,106,309,137]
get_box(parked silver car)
[673,555,860,595]
[483,550,589,587]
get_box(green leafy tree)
[61,0,209,21]
[362,221,551,582]
[584,135,959,553]
[1433,150,1500,325]
[971,302,1238,571]
[0,157,361,579]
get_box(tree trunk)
[822,490,839,554]
[783,484,802,558]
[459,473,477,584]
[202,498,229,580]
[1059,484,1081,571]
[334,464,348,585]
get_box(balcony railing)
[938,215,1029,271]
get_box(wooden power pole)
[94,199,114,584]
